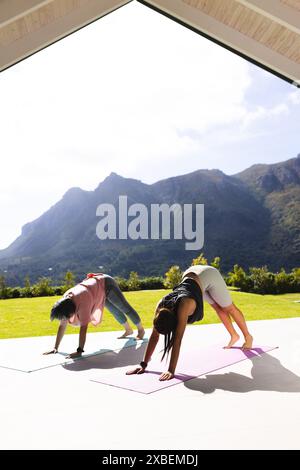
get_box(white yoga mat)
[0,331,148,373]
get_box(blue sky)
[0,0,299,249]
[240,66,300,168]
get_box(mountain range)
[1,154,299,285]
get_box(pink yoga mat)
[91,344,278,394]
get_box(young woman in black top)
[127,266,253,381]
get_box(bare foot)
[224,333,240,349]
[242,334,253,350]
[118,329,133,339]
[136,328,145,340]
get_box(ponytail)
[153,306,177,360]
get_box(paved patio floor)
[1,317,300,450]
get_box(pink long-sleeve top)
[64,274,106,327]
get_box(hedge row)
[0,274,165,299]
[0,265,299,299]
[226,266,300,295]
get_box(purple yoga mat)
[91,344,278,394]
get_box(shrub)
[250,267,275,294]
[291,268,300,292]
[274,269,294,294]
[164,265,182,289]
[127,272,141,291]
[191,253,208,266]
[227,265,300,295]
[114,277,129,292]
[227,265,253,292]
[32,277,55,297]
[10,288,21,298]
[63,271,75,291]
[54,286,65,296]
[23,276,32,297]
[139,277,164,290]
[0,276,8,299]
[211,256,221,271]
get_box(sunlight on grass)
[0,289,299,339]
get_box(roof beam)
[236,0,300,35]
[0,1,53,27]
[139,0,300,85]
[0,0,132,73]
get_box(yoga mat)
[0,333,147,373]
[91,344,278,394]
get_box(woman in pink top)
[43,273,145,358]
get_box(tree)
[291,268,300,292]
[23,276,31,297]
[249,266,275,294]
[32,277,54,297]
[114,276,128,292]
[211,256,221,271]
[164,265,182,289]
[292,267,300,282]
[64,271,75,291]
[227,264,252,291]
[191,253,208,266]
[0,275,8,299]
[127,272,141,291]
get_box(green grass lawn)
[0,289,299,339]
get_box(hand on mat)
[126,366,145,375]
[159,371,174,381]
[66,351,82,359]
[43,348,58,355]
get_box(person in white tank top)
[182,265,253,350]
[127,265,253,382]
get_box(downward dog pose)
[127,265,253,381]
[43,273,145,358]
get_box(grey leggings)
[104,275,141,326]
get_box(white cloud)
[240,103,289,129]
[288,89,300,105]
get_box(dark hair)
[50,297,75,321]
[153,306,177,361]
